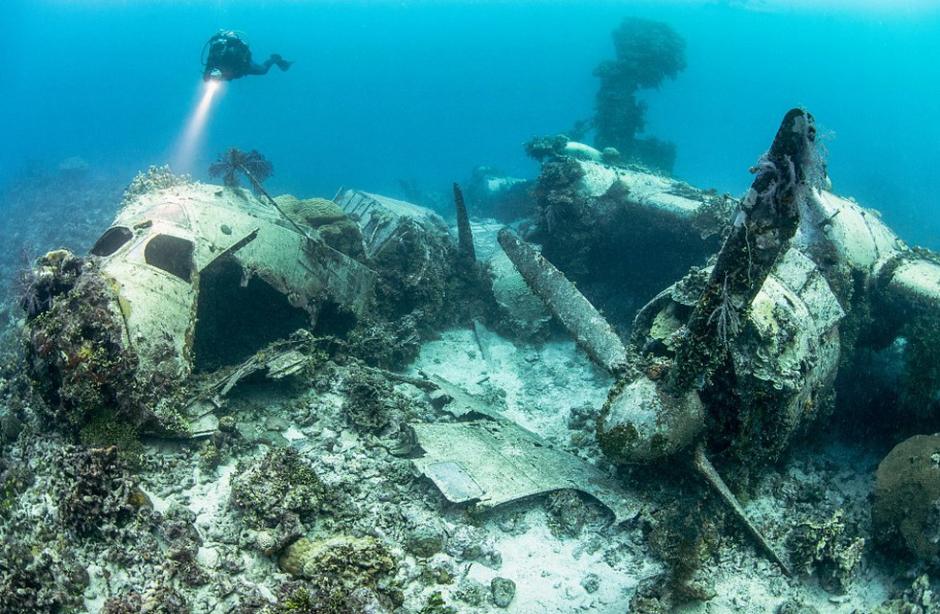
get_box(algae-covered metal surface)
[91,183,376,385]
[337,189,450,259]
[497,228,629,375]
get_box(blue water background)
[2,0,938,247]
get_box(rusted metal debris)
[453,183,476,262]
[692,443,792,576]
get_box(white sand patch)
[283,425,306,441]
[412,328,611,443]
[469,507,648,613]
[83,564,107,613]
[188,462,235,532]
[139,485,170,514]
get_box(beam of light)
[171,79,224,173]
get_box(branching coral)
[278,535,396,584]
[368,219,453,327]
[787,509,865,593]
[872,575,936,614]
[229,448,333,531]
[101,592,143,613]
[346,315,421,370]
[264,579,390,614]
[122,165,191,204]
[0,539,87,613]
[534,158,587,237]
[524,134,569,163]
[545,490,591,538]
[0,457,32,517]
[56,445,145,537]
[16,249,83,322]
[643,498,722,605]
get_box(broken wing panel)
[337,190,450,259]
[412,419,639,524]
[415,422,540,503]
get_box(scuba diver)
[202,30,293,82]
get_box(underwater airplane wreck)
[10,109,940,611]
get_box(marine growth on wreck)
[3,4,940,614]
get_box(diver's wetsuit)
[203,31,292,81]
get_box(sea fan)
[208,148,273,191]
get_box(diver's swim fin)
[271,54,293,71]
